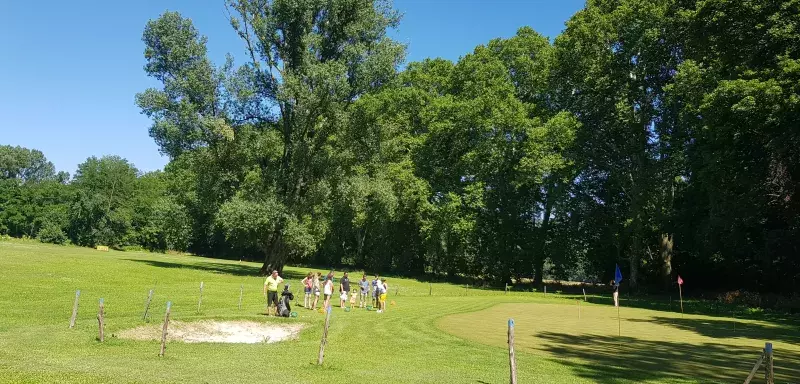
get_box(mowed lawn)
[0,240,796,383]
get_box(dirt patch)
[119,320,304,344]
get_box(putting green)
[438,302,800,383]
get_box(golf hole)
[119,320,304,344]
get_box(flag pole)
[679,282,683,317]
[617,295,621,337]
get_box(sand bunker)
[119,320,304,344]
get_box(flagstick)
[617,300,621,337]
[679,283,684,317]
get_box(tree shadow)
[536,331,800,383]
[123,259,308,280]
[626,316,800,345]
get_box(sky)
[0,0,585,175]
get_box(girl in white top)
[322,275,334,310]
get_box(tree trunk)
[629,232,640,291]
[533,188,554,289]
[259,232,288,276]
[356,227,366,263]
[660,233,673,289]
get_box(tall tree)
[554,0,681,289]
[138,1,405,274]
[69,156,139,247]
[0,145,59,183]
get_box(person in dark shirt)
[277,285,294,317]
[339,272,351,308]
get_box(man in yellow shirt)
[263,270,283,316]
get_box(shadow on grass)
[626,316,800,345]
[123,259,307,280]
[537,331,800,383]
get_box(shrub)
[37,223,68,245]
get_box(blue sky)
[0,0,584,174]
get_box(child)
[323,274,334,310]
[371,274,380,308]
[311,272,321,310]
[301,272,313,308]
[358,275,369,308]
[378,278,388,313]
[277,285,294,317]
[349,289,357,307]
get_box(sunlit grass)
[0,239,795,383]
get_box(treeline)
[3,0,798,295]
[0,146,190,252]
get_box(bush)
[37,223,68,245]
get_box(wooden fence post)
[69,289,80,329]
[97,298,105,342]
[159,301,172,357]
[508,319,517,384]
[238,284,243,310]
[142,289,154,321]
[765,342,774,384]
[197,282,204,313]
[317,307,332,365]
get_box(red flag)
[677,275,684,285]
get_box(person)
[611,280,619,307]
[311,272,322,310]
[263,270,283,316]
[349,289,358,307]
[277,284,294,317]
[322,273,335,310]
[378,278,388,313]
[358,275,369,308]
[376,278,387,313]
[371,274,380,308]
[301,272,313,308]
[339,272,351,308]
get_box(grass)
[0,239,797,383]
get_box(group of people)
[300,272,390,313]
[262,269,391,316]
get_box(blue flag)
[614,264,623,285]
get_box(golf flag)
[614,264,623,285]
[677,275,684,286]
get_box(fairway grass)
[439,303,800,383]
[0,240,797,383]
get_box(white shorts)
[314,291,320,296]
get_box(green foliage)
[36,222,67,245]
[0,145,58,182]
[2,0,798,294]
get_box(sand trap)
[119,320,304,344]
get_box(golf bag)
[278,285,294,317]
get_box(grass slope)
[0,240,796,383]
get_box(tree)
[138,1,405,274]
[69,156,139,247]
[554,0,681,289]
[0,145,57,183]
